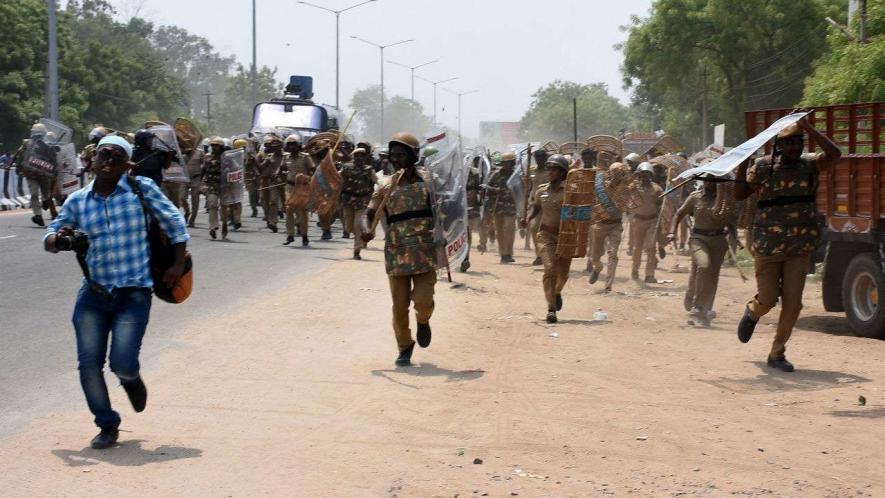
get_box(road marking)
[0,235,17,240]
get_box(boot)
[532,256,543,266]
[90,427,119,450]
[737,308,758,343]
[302,235,309,247]
[321,230,332,240]
[31,214,44,227]
[342,231,350,239]
[459,259,471,272]
[284,235,295,245]
[267,223,278,233]
[416,323,432,348]
[353,251,362,260]
[221,225,228,240]
[589,270,600,284]
[209,228,217,240]
[546,310,557,324]
[767,356,795,373]
[395,343,415,367]
[122,377,147,412]
[251,207,258,218]
[644,275,658,284]
[555,294,563,311]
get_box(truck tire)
[842,253,885,339]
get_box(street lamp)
[386,59,439,101]
[296,0,378,110]
[350,36,413,140]
[442,88,479,149]
[416,75,457,125]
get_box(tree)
[212,65,284,137]
[349,85,434,144]
[803,2,885,105]
[621,0,842,149]
[520,81,629,142]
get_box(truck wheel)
[842,253,885,339]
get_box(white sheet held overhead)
[675,111,811,181]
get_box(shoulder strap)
[126,175,153,229]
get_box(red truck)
[745,102,885,338]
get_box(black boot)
[532,256,543,266]
[302,235,309,247]
[737,308,758,343]
[683,293,694,312]
[459,259,471,272]
[267,223,278,233]
[555,294,563,311]
[209,228,217,240]
[546,310,557,324]
[31,214,45,227]
[767,356,795,372]
[589,270,600,284]
[353,251,362,260]
[251,208,258,218]
[417,323,432,348]
[284,235,295,245]
[122,377,147,412]
[342,231,350,239]
[321,230,332,240]
[395,343,415,367]
[644,275,657,284]
[90,427,119,450]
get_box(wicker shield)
[557,168,597,258]
[586,135,623,158]
[174,118,203,153]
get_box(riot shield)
[148,123,189,183]
[220,149,245,206]
[20,137,58,179]
[38,118,73,144]
[426,140,468,270]
[55,143,81,196]
[557,168,597,259]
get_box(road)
[0,205,345,439]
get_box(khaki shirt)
[632,181,662,218]
[677,190,726,232]
[534,182,564,230]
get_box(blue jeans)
[72,285,152,429]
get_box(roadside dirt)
[1,238,883,497]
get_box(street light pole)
[297,0,378,110]
[417,75,457,125]
[351,36,413,140]
[443,88,479,149]
[47,0,59,120]
[387,59,439,101]
[251,0,257,108]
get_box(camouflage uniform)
[201,153,227,233]
[486,167,517,258]
[630,181,663,279]
[79,143,97,182]
[245,150,260,217]
[339,161,376,254]
[677,189,729,319]
[528,164,549,258]
[284,151,315,238]
[369,171,438,353]
[258,151,283,229]
[534,182,572,310]
[746,154,820,360]
[466,167,484,252]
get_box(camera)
[56,229,89,253]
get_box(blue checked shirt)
[46,175,190,291]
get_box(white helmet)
[624,152,641,164]
[636,162,654,174]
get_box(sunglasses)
[98,147,127,163]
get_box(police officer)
[183,140,205,227]
[485,152,518,263]
[589,162,632,292]
[131,129,166,186]
[339,147,377,259]
[282,134,315,246]
[201,137,227,240]
[630,162,663,283]
[14,123,58,226]
[258,135,283,232]
[462,156,483,272]
[522,154,571,323]
[79,126,110,182]
[734,119,841,372]
[364,132,437,367]
[528,148,550,266]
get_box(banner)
[220,149,245,205]
[676,112,810,181]
[425,136,468,271]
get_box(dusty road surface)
[1,231,884,497]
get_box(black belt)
[387,209,433,224]
[757,195,815,209]
[692,228,727,236]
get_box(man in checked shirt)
[44,135,190,449]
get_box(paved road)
[0,204,350,438]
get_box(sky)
[102,0,654,138]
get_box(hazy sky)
[103,0,653,138]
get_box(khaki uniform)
[487,167,517,258]
[529,165,549,257]
[677,190,729,317]
[746,154,821,360]
[465,168,483,253]
[369,171,437,352]
[339,161,376,253]
[258,151,283,228]
[534,182,572,310]
[201,153,227,231]
[245,151,260,216]
[183,149,204,225]
[283,152,315,237]
[589,219,623,289]
[630,181,663,278]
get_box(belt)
[387,208,433,224]
[634,213,657,221]
[540,224,559,235]
[692,228,727,236]
[757,195,815,209]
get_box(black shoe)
[658,246,667,260]
[221,227,228,240]
[504,255,516,263]
[589,270,600,284]
[395,343,415,367]
[342,231,350,239]
[31,215,45,227]
[251,208,258,218]
[233,222,242,230]
[321,230,332,240]
[302,235,309,247]
[459,259,471,272]
[122,377,147,412]
[683,293,694,312]
[90,427,119,450]
[546,311,557,323]
[532,256,543,266]
[278,210,284,220]
[209,228,217,240]
[284,235,295,245]
[644,276,657,284]
[416,323,432,348]
[353,251,362,260]
[477,244,487,253]
[737,309,758,343]
[603,285,612,293]
[631,271,640,280]
[500,256,510,264]
[767,356,795,372]
[555,294,563,311]
[267,223,278,233]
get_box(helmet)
[777,122,803,139]
[30,123,48,138]
[545,154,570,171]
[209,136,225,146]
[284,133,302,145]
[88,126,109,141]
[499,151,516,163]
[422,146,439,158]
[636,161,654,174]
[352,147,367,157]
[624,152,641,164]
[264,134,282,145]
[388,132,420,153]
[233,138,248,149]
[357,141,372,152]
[44,131,58,143]
[134,129,154,147]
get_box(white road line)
[0,235,17,240]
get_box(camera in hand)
[56,230,89,253]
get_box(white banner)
[426,135,469,271]
[676,112,810,181]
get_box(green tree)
[212,65,284,137]
[621,0,841,149]
[520,81,629,142]
[803,2,885,105]
[349,85,434,144]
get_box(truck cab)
[250,76,340,141]
[745,102,884,338]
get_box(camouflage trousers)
[747,253,811,360]
[589,220,623,289]
[388,270,437,352]
[537,230,572,310]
